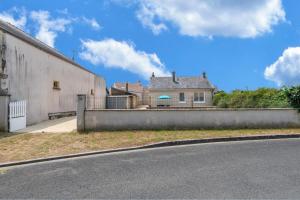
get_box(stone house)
[0,19,106,129]
[148,71,216,108]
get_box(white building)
[0,19,106,129]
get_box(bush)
[213,88,290,108]
[283,86,300,110]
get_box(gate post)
[77,94,86,132]
[0,94,10,132]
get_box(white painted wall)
[83,109,300,131]
[4,32,106,125]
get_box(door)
[9,100,26,132]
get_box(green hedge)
[283,86,300,110]
[213,87,294,108]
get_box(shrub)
[213,88,290,108]
[283,86,300,110]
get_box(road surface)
[1,139,300,199]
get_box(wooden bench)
[48,111,76,120]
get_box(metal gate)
[9,100,26,132]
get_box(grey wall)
[77,95,86,132]
[82,109,300,131]
[0,95,9,132]
[2,30,106,125]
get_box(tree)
[283,86,300,110]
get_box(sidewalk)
[16,117,77,133]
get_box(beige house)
[0,19,106,128]
[148,72,216,108]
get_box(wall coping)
[86,108,298,112]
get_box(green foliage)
[213,88,291,108]
[283,86,300,110]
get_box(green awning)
[158,95,171,99]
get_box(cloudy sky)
[0,0,299,91]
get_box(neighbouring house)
[112,81,144,103]
[106,86,138,109]
[0,19,106,127]
[148,71,216,108]
[107,81,150,109]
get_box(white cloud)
[264,47,300,86]
[82,17,101,30]
[136,4,167,35]
[0,7,27,29]
[80,38,170,79]
[30,10,71,47]
[133,0,285,38]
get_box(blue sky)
[0,0,300,91]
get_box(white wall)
[83,109,300,131]
[4,33,106,125]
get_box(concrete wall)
[0,30,8,95]
[148,89,214,108]
[82,109,300,131]
[3,31,106,125]
[0,95,9,132]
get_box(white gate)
[9,100,26,132]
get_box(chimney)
[151,72,155,78]
[172,71,176,83]
[125,82,129,92]
[202,72,207,79]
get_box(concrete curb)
[1,134,300,168]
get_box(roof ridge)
[150,75,215,89]
[0,19,101,78]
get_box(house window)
[179,92,185,102]
[53,81,60,90]
[194,92,205,103]
[91,89,94,95]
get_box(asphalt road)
[1,139,300,199]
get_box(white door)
[9,100,26,132]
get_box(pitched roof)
[113,82,144,93]
[149,76,215,90]
[110,87,137,96]
[0,19,99,77]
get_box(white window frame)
[194,92,205,103]
[179,92,186,103]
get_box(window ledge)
[179,101,186,103]
[194,101,205,104]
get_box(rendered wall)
[4,33,106,125]
[148,89,214,108]
[0,95,9,132]
[83,109,300,131]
